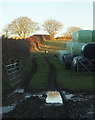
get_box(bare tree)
[2,24,10,38]
[42,19,63,39]
[8,16,39,39]
[64,26,82,37]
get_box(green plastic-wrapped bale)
[72,30,92,43]
[72,32,77,42]
[66,42,86,55]
[59,50,68,64]
[92,30,95,42]
[66,42,72,53]
[71,42,86,55]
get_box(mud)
[2,94,95,119]
[2,57,95,119]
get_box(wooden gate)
[76,58,95,72]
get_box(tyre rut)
[45,57,57,90]
[22,58,37,92]
[44,57,64,103]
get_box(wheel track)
[44,57,65,103]
[22,58,37,92]
[44,57,57,90]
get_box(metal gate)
[6,62,22,86]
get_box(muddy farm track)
[44,57,65,103]
[22,58,37,92]
[45,57,58,90]
[2,57,95,119]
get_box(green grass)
[29,57,49,91]
[29,39,94,91]
[3,38,94,94]
[22,58,32,78]
[22,64,32,76]
[40,40,67,54]
[49,58,94,91]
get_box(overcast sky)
[0,0,94,37]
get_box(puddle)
[65,94,74,100]
[2,89,95,118]
[72,95,95,102]
[62,91,95,102]
[62,91,66,94]
[24,93,32,99]
[24,91,46,100]
[3,88,95,115]
[46,91,63,104]
[8,88,24,98]
[14,88,24,93]
[32,94,42,97]
[2,105,16,114]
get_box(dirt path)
[4,95,94,119]
[44,57,65,103]
[2,57,95,119]
[45,57,57,90]
[22,58,37,92]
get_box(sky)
[0,0,94,37]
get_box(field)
[27,39,94,92]
[49,58,94,91]
[40,39,67,54]
[2,39,95,119]
[2,39,95,94]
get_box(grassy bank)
[40,39,67,54]
[29,57,49,91]
[2,38,30,95]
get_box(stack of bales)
[66,42,86,56]
[59,30,94,63]
[59,50,68,63]
[92,30,95,42]
[72,30,92,43]
[66,30,93,56]
[72,32,77,42]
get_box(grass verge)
[29,57,49,91]
[49,58,94,91]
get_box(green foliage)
[2,38,30,94]
[2,38,30,65]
